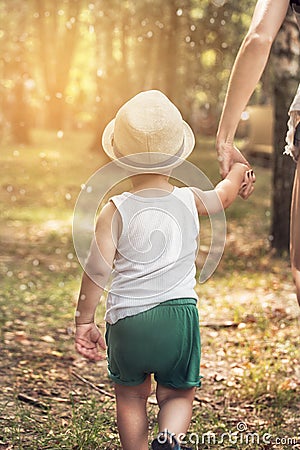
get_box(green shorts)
[105,298,202,389]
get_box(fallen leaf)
[41,335,55,343]
[278,379,298,391]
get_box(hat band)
[113,138,186,169]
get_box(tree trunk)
[35,0,81,129]
[9,77,31,144]
[271,11,299,254]
[89,2,120,153]
[163,1,179,100]
[1,2,32,144]
[272,81,296,253]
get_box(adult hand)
[75,322,106,361]
[216,141,251,179]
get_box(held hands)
[217,140,255,199]
[75,322,106,361]
[217,141,251,177]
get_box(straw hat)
[102,90,195,171]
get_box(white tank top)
[105,186,199,324]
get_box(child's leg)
[115,375,152,450]
[156,384,196,440]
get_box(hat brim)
[101,118,195,172]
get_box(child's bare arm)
[75,201,118,360]
[75,201,118,323]
[214,162,250,208]
[191,163,250,215]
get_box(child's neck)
[130,174,173,193]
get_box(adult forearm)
[217,32,273,144]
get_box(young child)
[74,90,254,450]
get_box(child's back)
[105,184,199,324]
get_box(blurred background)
[1,0,299,255]
[1,0,267,145]
[0,0,300,250]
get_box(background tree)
[33,0,82,129]
[271,8,300,254]
[0,0,32,143]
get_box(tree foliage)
[0,0,256,137]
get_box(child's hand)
[239,169,255,199]
[75,323,106,361]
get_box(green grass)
[0,130,299,449]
